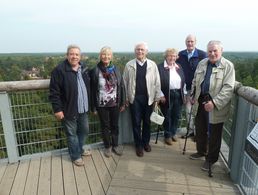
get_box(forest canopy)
[0,52,257,89]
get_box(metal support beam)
[0,92,19,163]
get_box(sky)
[0,0,258,53]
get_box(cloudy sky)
[0,0,257,53]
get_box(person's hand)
[204,100,214,112]
[120,105,126,112]
[93,111,98,115]
[54,111,64,121]
[125,100,129,107]
[183,96,187,104]
[190,97,195,105]
[160,96,166,104]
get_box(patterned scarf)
[97,61,117,91]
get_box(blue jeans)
[162,89,182,138]
[62,113,89,161]
[130,95,153,148]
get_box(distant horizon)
[1,50,258,55]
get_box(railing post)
[0,92,19,163]
[229,97,250,183]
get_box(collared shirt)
[201,60,220,95]
[77,66,88,113]
[136,58,147,66]
[187,49,195,60]
[164,60,181,90]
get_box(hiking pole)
[182,105,193,155]
[204,94,213,177]
[155,125,160,144]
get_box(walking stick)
[204,94,213,177]
[155,125,160,144]
[182,105,193,155]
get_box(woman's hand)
[160,96,166,104]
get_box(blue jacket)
[176,48,206,90]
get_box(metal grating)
[0,113,7,159]
[240,153,258,195]
[8,89,101,157]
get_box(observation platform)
[0,137,240,195]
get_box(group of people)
[49,34,235,173]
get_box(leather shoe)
[136,147,143,157]
[144,144,151,152]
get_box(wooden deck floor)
[0,137,240,195]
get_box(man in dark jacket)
[177,35,206,138]
[49,45,91,166]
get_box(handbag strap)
[154,104,164,117]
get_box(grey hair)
[67,44,81,54]
[207,40,223,50]
[164,48,178,58]
[134,42,148,51]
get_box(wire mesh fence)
[0,115,7,159]
[7,89,102,158]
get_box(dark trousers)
[195,99,223,163]
[161,89,183,138]
[130,95,153,148]
[97,106,119,149]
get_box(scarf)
[97,61,117,91]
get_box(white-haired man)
[123,42,161,157]
[190,41,235,171]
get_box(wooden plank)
[84,153,105,195]
[110,178,189,194]
[111,145,123,165]
[107,186,183,195]
[62,155,78,195]
[0,163,7,183]
[0,163,18,195]
[38,156,51,195]
[23,158,40,195]
[10,161,30,195]
[100,148,116,176]
[91,149,111,192]
[73,162,91,195]
[51,156,64,195]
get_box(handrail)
[1,80,257,105]
[234,81,258,106]
[0,79,50,91]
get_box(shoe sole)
[82,151,92,156]
[189,156,205,160]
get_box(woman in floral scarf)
[90,46,125,157]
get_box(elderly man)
[49,45,91,166]
[189,40,235,171]
[177,35,206,138]
[123,42,161,157]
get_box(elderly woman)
[90,46,125,157]
[158,48,186,145]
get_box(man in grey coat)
[189,40,235,171]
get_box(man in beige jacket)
[123,42,161,157]
[189,40,235,171]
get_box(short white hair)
[134,42,148,51]
[207,40,223,50]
